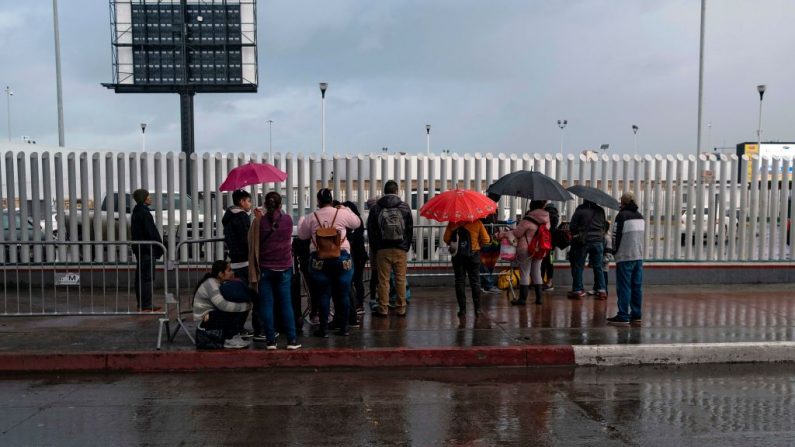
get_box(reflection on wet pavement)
[2,284,794,351]
[1,364,794,445]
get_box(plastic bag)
[497,268,520,290]
[499,238,517,262]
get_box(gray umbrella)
[566,185,620,210]
[486,170,573,201]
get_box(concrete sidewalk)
[1,283,794,370]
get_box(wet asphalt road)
[1,364,794,446]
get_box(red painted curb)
[0,346,575,372]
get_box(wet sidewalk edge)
[1,342,794,372]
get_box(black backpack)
[449,226,472,258]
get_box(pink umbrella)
[219,162,288,191]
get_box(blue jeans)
[234,266,262,334]
[259,269,296,343]
[570,242,605,292]
[615,260,643,321]
[309,251,354,334]
[480,263,495,290]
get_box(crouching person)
[193,260,252,349]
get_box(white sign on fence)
[55,272,80,286]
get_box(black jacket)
[366,194,414,252]
[544,203,560,229]
[131,204,164,259]
[222,207,251,263]
[570,201,607,245]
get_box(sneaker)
[349,320,361,328]
[586,290,597,296]
[356,307,365,315]
[606,316,630,326]
[223,335,251,349]
[371,310,388,318]
[286,341,302,350]
[238,329,254,339]
[596,291,608,301]
[567,291,586,300]
[252,332,268,342]
[266,343,278,350]
[630,317,642,324]
[542,284,554,292]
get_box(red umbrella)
[219,162,288,191]
[419,189,497,223]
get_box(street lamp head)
[426,124,431,134]
[140,123,147,132]
[319,82,328,94]
[557,119,567,129]
[632,125,638,133]
[757,84,767,100]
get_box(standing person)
[568,200,608,300]
[607,192,646,326]
[365,197,380,312]
[444,218,490,317]
[222,189,261,339]
[131,189,163,312]
[297,189,361,337]
[540,202,559,291]
[479,192,504,293]
[248,192,300,350]
[499,201,550,306]
[193,260,251,349]
[343,200,368,323]
[366,181,413,318]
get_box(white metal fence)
[1,149,793,263]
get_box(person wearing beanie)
[607,192,646,326]
[130,188,164,311]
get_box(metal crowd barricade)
[169,237,226,346]
[0,240,171,350]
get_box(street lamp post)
[5,86,13,142]
[319,82,328,155]
[52,0,65,147]
[265,119,274,161]
[140,123,147,152]
[706,122,712,151]
[425,124,431,155]
[756,84,766,147]
[632,125,639,155]
[557,119,567,156]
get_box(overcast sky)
[1,0,794,157]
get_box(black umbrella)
[566,185,620,210]
[486,170,573,201]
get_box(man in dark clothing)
[568,200,607,300]
[222,190,253,280]
[131,189,163,311]
[221,189,262,338]
[366,180,413,317]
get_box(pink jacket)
[297,205,361,254]
[499,209,550,257]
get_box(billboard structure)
[104,0,258,157]
[736,142,795,180]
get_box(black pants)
[202,309,249,340]
[135,254,155,310]
[351,253,366,310]
[540,252,554,283]
[452,251,481,313]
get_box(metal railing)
[0,240,172,349]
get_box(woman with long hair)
[249,192,301,350]
[192,260,252,349]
